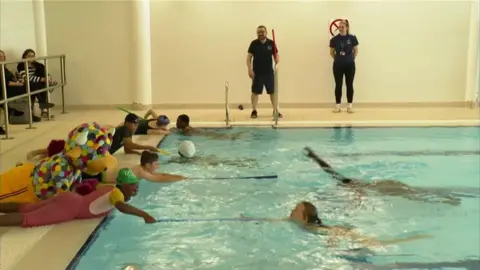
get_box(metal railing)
[224,81,230,126]
[273,64,280,127]
[0,54,67,139]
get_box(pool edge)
[62,125,479,268]
[65,135,170,269]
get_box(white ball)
[178,140,196,158]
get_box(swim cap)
[178,140,196,158]
[157,115,170,126]
[117,168,139,185]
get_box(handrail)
[273,64,280,127]
[1,54,67,139]
[0,54,65,65]
[225,81,230,126]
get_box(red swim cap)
[47,139,66,157]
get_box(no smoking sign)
[329,18,348,38]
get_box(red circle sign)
[329,19,344,37]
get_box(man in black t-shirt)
[246,25,282,119]
[109,113,158,155]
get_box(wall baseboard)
[63,101,473,111]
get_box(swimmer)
[304,147,461,205]
[0,168,156,227]
[110,113,159,155]
[169,140,258,168]
[130,151,185,182]
[134,110,170,135]
[173,114,244,140]
[241,201,430,248]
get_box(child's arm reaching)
[147,129,170,135]
[142,171,185,182]
[115,202,156,223]
[304,147,354,183]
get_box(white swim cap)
[178,140,196,158]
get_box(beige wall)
[40,0,473,107]
[150,1,471,106]
[44,0,134,106]
[0,0,36,61]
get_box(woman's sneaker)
[0,127,6,135]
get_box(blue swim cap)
[157,115,170,126]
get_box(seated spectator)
[1,50,39,135]
[17,49,55,119]
[1,50,36,115]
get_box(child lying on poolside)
[0,168,156,227]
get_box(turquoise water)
[74,127,480,270]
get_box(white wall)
[150,1,471,105]
[4,0,476,107]
[0,0,36,61]
[44,0,134,106]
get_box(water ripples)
[76,127,480,269]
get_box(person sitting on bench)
[17,49,55,119]
[0,50,37,133]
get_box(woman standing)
[17,49,55,118]
[329,20,359,113]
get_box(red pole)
[272,29,277,58]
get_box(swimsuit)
[135,119,156,135]
[19,185,125,228]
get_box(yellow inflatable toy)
[0,122,117,203]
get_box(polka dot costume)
[64,122,114,172]
[29,122,114,200]
[31,153,82,200]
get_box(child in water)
[241,201,430,248]
[134,110,170,135]
[129,151,185,182]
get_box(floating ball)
[178,140,196,158]
[238,105,244,110]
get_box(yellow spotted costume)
[0,122,118,203]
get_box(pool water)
[74,127,480,270]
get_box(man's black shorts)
[251,73,274,95]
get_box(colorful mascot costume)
[0,122,117,203]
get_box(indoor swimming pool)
[72,127,480,270]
